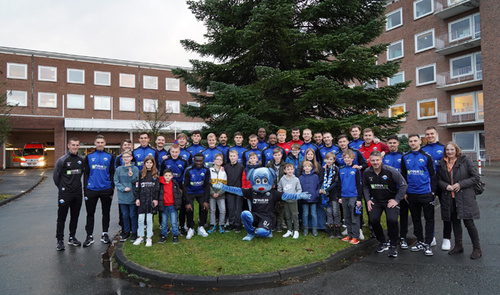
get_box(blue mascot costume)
[214,167,310,241]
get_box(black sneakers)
[101,233,111,244]
[388,246,398,258]
[130,233,137,242]
[158,236,167,244]
[56,240,65,251]
[68,236,81,247]
[376,243,389,253]
[83,235,94,247]
[173,236,179,244]
[120,232,130,242]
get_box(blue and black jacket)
[160,156,189,184]
[133,145,159,171]
[335,149,367,170]
[217,144,231,162]
[383,151,403,172]
[167,146,192,164]
[349,139,364,150]
[257,140,269,151]
[339,165,362,201]
[242,147,263,167]
[183,164,210,202]
[319,144,340,165]
[400,149,436,195]
[300,141,319,157]
[201,146,225,167]
[187,143,206,156]
[422,141,445,174]
[156,147,169,164]
[115,153,135,168]
[84,149,115,191]
[285,152,304,177]
[227,144,247,164]
[262,145,285,166]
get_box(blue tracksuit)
[262,145,285,166]
[228,145,247,164]
[187,143,206,156]
[156,148,169,163]
[201,147,225,167]
[183,165,210,198]
[84,149,115,191]
[339,165,362,200]
[160,156,189,184]
[400,149,436,195]
[422,142,445,174]
[257,140,269,151]
[242,148,263,167]
[319,145,340,165]
[300,141,319,157]
[349,139,364,150]
[335,149,367,170]
[133,145,159,171]
[383,151,403,172]
[285,153,304,177]
[217,144,231,162]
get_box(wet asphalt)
[0,166,499,295]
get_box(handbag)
[474,179,485,195]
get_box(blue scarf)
[321,165,335,208]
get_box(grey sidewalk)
[0,168,48,206]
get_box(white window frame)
[452,131,477,152]
[67,94,85,109]
[143,75,158,90]
[448,13,480,43]
[67,68,85,84]
[387,40,404,61]
[165,78,180,91]
[119,97,136,112]
[38,66,57,82]
[119,73,135,88]
[450,52,481,79]
[386,8,403,31]
[417,98,438,120]
[6,90,27,106]
[94,95,111,110]
[38,92,57,108]
[187,101,201,107]
[451,92,475,116]
[143,99,158,113]
[415,29,435,53]
[94,71,111,86]
[448,0,466,6]
[165,100,181,114]
[416,63,436,86]
[365,81,378,89]
[187,85,201,93]
[414,0,434,20]
[389,103,406,121]
[7,63,27,80]
[388,71,405,86]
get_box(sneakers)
[283,230,293,238]
[349,238,360,245]
[400,238,408,250]
[293,231,299,239]
[376,243,389,253]
[342,236,351,242]
[424,244,434,256]
[411,241,425,252]
[431,237,437,247]
[198,227,209,237]
[234,227,241,233]
[158,236,167,244]
[225,225,234,232]
[173,236,179,244]
[83,235,94,247]
[207,225,217,234]
[186,228,195,240]
[101,232,111,244]
[133,237,144,245]
[68,237,81,247]
[219,225,225,234]
[179,227,187,237]
[145,238,152,247]
[441,238,451,251]
[56,240,65,251]
[303,228,309,236]
[275,223,283,232]
[130,233,137,242]
[312,227,318,237]
[359,229,365,240]
[388,246,398,258]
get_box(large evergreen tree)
[174,0,409,139]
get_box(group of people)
[53,125,483,260]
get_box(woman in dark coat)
[437,141,481,259]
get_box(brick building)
[0,46,205,168]
[377,0,499,161]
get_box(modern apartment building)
[377,0,499,161]
[0,47,205,168]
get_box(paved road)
[1,166,499,294]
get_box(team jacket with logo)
[201,146,225,167]
[217,144,231,162]
[359,142,382,167]
[242,147,263,167]
[335,149,367,170]
[362,164,407,204]
[84,150,115,191]
[300,141,319,157]
[187,143,206,156]
[183,165,210,200]
[400,149,436,195]
[422,142,445,174]
[349,138,364,150]
[160,156,189,184]
[319,145,340,165]
[262,145,285,166]
[53,152,85,195]
[227,145,247,164]
[257,140,269,151]
[168,147,192,164]
[133,145,158,171]
[383,151,403,172]
[339,165,362,200]
[156,148,168,163]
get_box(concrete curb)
[114,236,378,289]
[0,176,46,207]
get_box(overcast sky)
[0,0,208,67]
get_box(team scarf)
[321,165,335,208]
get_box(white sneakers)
[431,237,437,246]
[441,238,451,251]
[292,231,299,239]
[145,238,152,247]
[133,237,144,245]
[186,228,195,240]
[283,230,293,238]
[198,227,209,237]
[359,229,365,240]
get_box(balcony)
[435,32,480,55]
[434,0,480,19]
[437,110,484,127]
[436,70,482,91]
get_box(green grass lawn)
[0,194,13,201]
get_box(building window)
[451,91,484,118]
[365,81,378,89]
[38,92,57,108]
[414,0,433,20]
[67,69,85,84]
[7,63,27,80]
[386,8,403,31]
[449,13,480,42]
[187,85,201,93]
[67,94,85,109]
[94,71,111,86]
[389,103,406,121]
[38,66,57,82]
[94,96,111,110]
[6,90,27,106]
[119,97,136,112]
[166,78,180,91]
[187,101,201,107]
[416,64,436,86]
[166,100,180,113]
[418,98,437,120]
[454,132,475,151]
[143,75,158,90]
[143,99,158,112]
[387,40,404,61]
[415,29,435,53]
[119,73,135,88]
[388,72,405,86]
[450,52,481,79]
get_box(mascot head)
[246,167,276,193]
